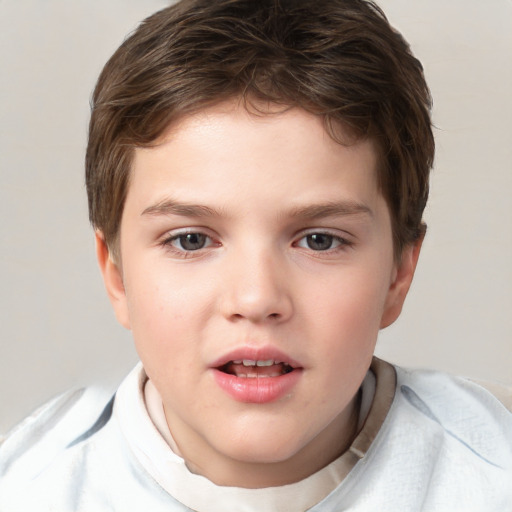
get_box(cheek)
[305,267,391,351]
[122,262,211,366]
[125,256,209,316]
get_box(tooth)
[243,360,256,366]
[256,360,274,367]
[246,372,258,378]
[233,360,242,364]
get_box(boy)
[0,0,511,510]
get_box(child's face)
[98,101,419,487]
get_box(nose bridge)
[221,241,292,323]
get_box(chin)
[217,429,307,465]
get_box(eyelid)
[295,234,341,249]
[293,228,355,252]
[159,227,220,255]
[294,227,354,241]
[160,226,215,239]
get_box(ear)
[380,237,423,329]
[95,231,131,329]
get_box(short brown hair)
[86,0,434,258]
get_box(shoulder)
[471,378,512,412]
[392,365,512,468]
[0,366,183,512]
[338,363,512,510]
[0,385,114,491]
[395,364,512,419]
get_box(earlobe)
[95,232,131,329]
[380,238,423,329]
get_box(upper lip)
[211,346,302,369]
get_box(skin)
[97,100,421,488]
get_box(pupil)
[307,233,332,251]
[180,233,206,250]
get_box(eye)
[166,232,212,252]
[296,233,347,251]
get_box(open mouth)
[217,359,295,378]
[212,352,302,402]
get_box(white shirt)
[1,358,511,511]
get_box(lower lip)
[212,369,302,403]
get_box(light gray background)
[1,0,511,434]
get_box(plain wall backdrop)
[1,0,511,434]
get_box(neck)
[165,390,361,488]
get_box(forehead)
[130,101,380,198]
[154,100,365,152]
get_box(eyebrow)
[287,201,373,220]
[141,199,223,218]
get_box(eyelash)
[159,229,353,257]
[294,232,353,253]
[159,230,218,257]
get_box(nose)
[219,246,293,324]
